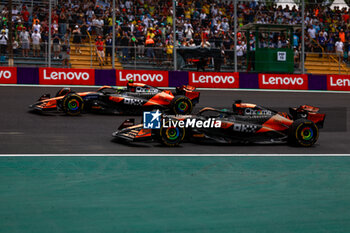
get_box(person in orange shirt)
[32,15,40,26]
[339,28,345,43]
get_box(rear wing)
[176,85,200,104]
[289,105,325,128]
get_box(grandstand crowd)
[0,0,350,66]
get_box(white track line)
[1,83,350,94]
[0,154,349,156]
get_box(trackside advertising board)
[327,75,350,91]
[259,74,308,90]
[116,70,169,87]
[0,67,17,84]
[39,68,95,85]
[189,72,239,88]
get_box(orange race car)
[113,100,326,147]
[29,81,200,116]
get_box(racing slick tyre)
[159,119,186,146]
[171,95,193,115]
[288,119,319,147]
[62,94,84,116]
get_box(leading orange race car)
[29,81,200,116]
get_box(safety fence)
[2,42,350,75]
[0,66,349,91]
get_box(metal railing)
[1,41,350,75]
[304,52,350,75]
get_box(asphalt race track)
[0,86,349,154]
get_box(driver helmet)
[126,79,135,91]
[127,79,134,87]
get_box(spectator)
[145,35,155,62]
[41,31,49,57]
[93,16,104,36]
[19,27,30,57]
[52,28,61,59]
[188,39,196,47]
[80,18,88,42]
[326,32,336,53]
[32,19,41,33]
[59,9,68,36]
[339,28,345,43]
[1,26,8,38]
[61,44,70,68]
[135,25,145,58]
[129,34,138,60]
[120,31,129,61]
[165,40,173,62]
[154,37,164,66]
[236,40,246,68]
[72,25,82,54]
[95,36,105,65]
[13,37,19,55]
[0,29,8,55]
[318,32,326,51]
[62,31,70,50]
[31,29,41,57]
[308,26,316,40]
[105,34,113,64]
[335,38,344,59]
[294,47,300,65]
[21,6,30,28]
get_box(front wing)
[112,124,153,142]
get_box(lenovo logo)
[259,74,308,90]
[0,70,12,79]
[327,75,350,91]
[117,70,169,87]
[119,71,164,82]
[192,73,235,84]
[189,72,239,88]
[0,67,17,84]
[262,75,304,85]
[39,68,95,85]
[329,76,350,86]
[43,70,90,80]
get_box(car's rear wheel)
[171,95,193,115]
[288,119,319,147]
[62,94,84,116]
[159,119,185,146]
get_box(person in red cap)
[95,36,105,65]
[21,6,30,28]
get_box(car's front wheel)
[159,119,186,146]
[62,94,84,116]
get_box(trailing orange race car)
[29,81,200,116]
[113,100,325,147]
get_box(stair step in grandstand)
[305,54,350,75]
[69,41,123,70]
